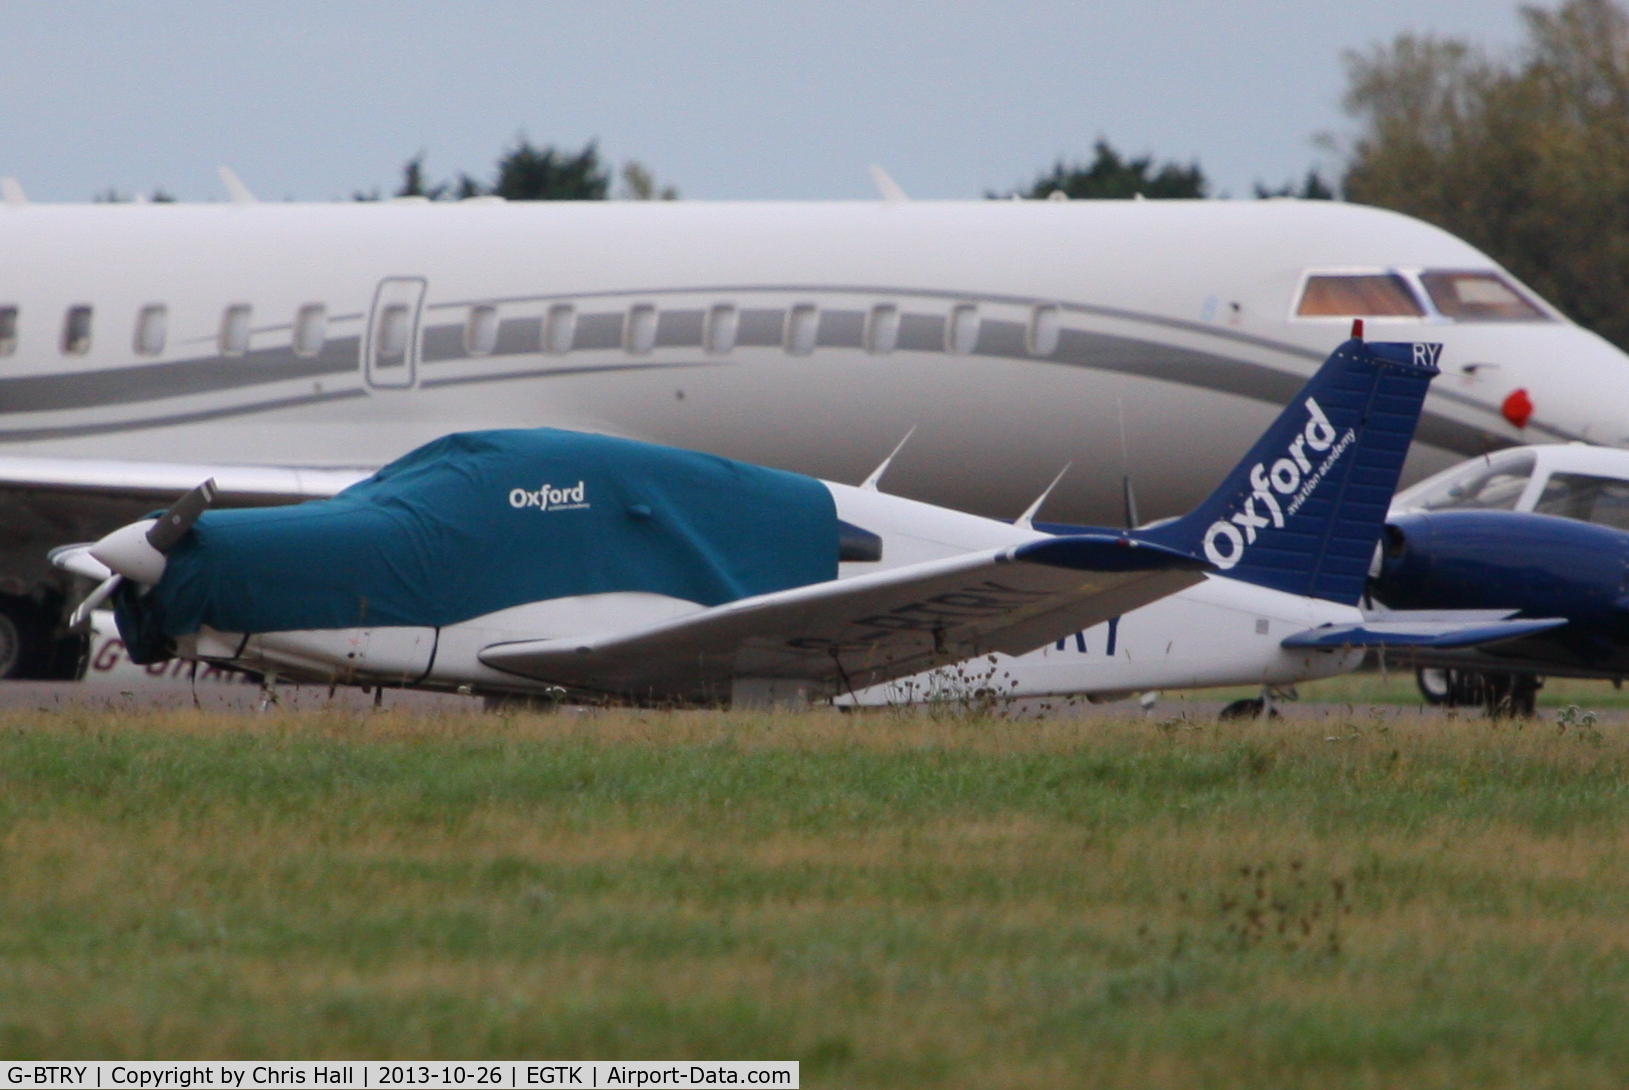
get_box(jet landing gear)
[1416,668,1541,717]
[0,592,87,680]
[1218,686,1297,721]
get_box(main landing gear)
[0,592,87,680]
[1416,667,1540,717]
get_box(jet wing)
[478,534,1209,702]
[0,455,370,504]
[1281,615,1568,650]
[0,455,372,583]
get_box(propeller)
[64,479,217,628]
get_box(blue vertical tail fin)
[1135,337,1440,606]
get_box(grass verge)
[0,706,1626,1086]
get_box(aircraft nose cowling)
[1374,510,1625,622]
[88,519,166,584]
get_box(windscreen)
[1296,273,1425,317]
[1406,452,1536,512]
[1533,471,1629,530]
[1419,271,1549,321]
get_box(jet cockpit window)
[220,304,252,357]
[1296,274,1424,317]
[1533,472,1629,530]
[0,306,16,357]
[1419,271,1548,321]
[133,304,167,356]
[61,306,92,355]
[1408,452,1536,512]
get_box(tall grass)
[0,706,1627,1087]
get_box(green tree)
[490,138,610,200]
[1341,0,1629,348]
[1254,170,1336,199]
[1004,140,1207,199]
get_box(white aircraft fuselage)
[1,197,1617,525]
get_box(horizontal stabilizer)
[1281,616,1567,650]
[480,533,1209,701]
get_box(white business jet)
[46,334,1476,705]
[0,189,1625,677]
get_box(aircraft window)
[1028,304,1060,356]
[1533,472,1629,530]
[1296,274,1424,317]
[62,306,92,355]
[705,304,737,355]
[0,306,17,357]
[1409,453,1536,512]
[465,305,498,356]
[219,304,252,357]
[626,304,657,354]
[786,304,818,356]
[838,520,883,562]
[1419,271,1549,321]
[133,304,167,356]
[294,304,326,358]
[377,304,410,359]
[544,304,575,354]
[948,303,979,354]
[865,304,899,354]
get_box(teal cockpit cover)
[115,429,838,659]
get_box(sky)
[0,1,1526,204]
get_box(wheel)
[0,593,88,680]
[1416,667,1452,705]
[1219,697,1266,720]
[0,607,22,678]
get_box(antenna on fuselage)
[1118,399,1140,529]
[859,426,917,491]
[1015,464,1071,531]
[0,178,25,207]
[216,165,258,204]
[868,165,909,203]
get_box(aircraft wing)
[1281,615,1568,650]
[0,455,372,583]
[0,455,370,504]
[479,534,1210,701]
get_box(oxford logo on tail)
[509,481,590,511]
[1202,398,1355,570]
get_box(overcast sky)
[0,1,1526,203]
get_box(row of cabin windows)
[0,303,331,359]
[0,299,1064,361]
[459,301,1065,358]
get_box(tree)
[1340,0,1629,348]
[618,161,679,200]
[1254,170,1336,199]
[491,138,610,200]
[1003,140,1207,199]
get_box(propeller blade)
[69,574,122,629]
[145,478,217,554]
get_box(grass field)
[2,705,1628,1086]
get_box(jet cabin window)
[133,304,166,356]
[62,306,92,355]
[294,304,327,358]
[1409,453,1536,512]
[1534,472,1629,530]
[1419,271,1549,321]
[0,306,16,357]
[1296,274,1425,318]
[220,304,252,357]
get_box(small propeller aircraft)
[51,331,1454,707]
[847,330,1569,715]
